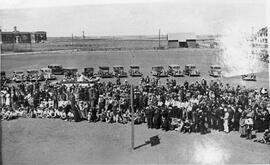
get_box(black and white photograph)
[0,0,269,164]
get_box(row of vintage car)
[1,64,224,83]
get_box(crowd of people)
[1,76,270,144]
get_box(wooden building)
[0,27,47,44]
[167,33,197,48]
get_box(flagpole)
[131,84,134,150]
[130,50,135,150]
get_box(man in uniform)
[88,85,96,109]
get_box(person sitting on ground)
[48,107,55,118]
[2,107,16,120]
[14,105,25,117]
[43,106,49,118]
[36,105,44,118]
[51,108,59,118]
[262,129,270,143]
[182,118,192,133]
[254,129,270,144]
[58,106,66,120]
[54,108,61,118]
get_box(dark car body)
[83,67,95,78]
[26,69,44,82]
[40,68,57,80]
[242,73,256,81]
[12,70,26,82]
[151,65,168,77]
[168,64,184,77]
[48,64,64,75]
[209,65,222,77]
[63,67,78,78]
[113,65,128,78]
[97,66,113,78]
[129,65,143,77]
[183,64,200,76]
[1,71,11,84]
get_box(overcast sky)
[0,0,268,37]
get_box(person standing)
[145,107,151,128]
[217,107,224,131]
[239,112,247,137]
[5,91,11,107]
[233,106,241,131]
[223,108,229,133]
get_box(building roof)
[169,64,180,67]
[34,31,46,34]
[1,31,31,34]
[168,33,196,42]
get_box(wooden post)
[71,33,74,51]
[158,29,161,49]
[0,28,2,55]
[131,84,134,150]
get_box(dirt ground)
[1,118,270,164]
[1,49,269,89]
[1,49,269,164]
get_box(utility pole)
[130,50,135,150]
[72,33,74,51]
[158,29,161,49]
[0,27,2,55]
[130,84,134,150]
[82,31,85,39]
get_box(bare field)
[1,38,168,52]
[1,119,270,164]
[1,49,269,89]
[1,49,270,164]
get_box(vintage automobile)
[129,65,143,77]
[1,71,6,82]
[26,69,44,82]
[97,66,113,78]
[63,67,78,78]
[209,65,222,77]
[242,73,256,81]
[83,67,95,78]
[12,70,26,82]
[168,64,184,77]
[151,65,168,77]
[1,71,11,84]
[183,64,200,76]
[113,65,128,78]
[1,71,10,85]
[40,68,57,80]
[48,64,64,75]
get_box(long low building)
[167,33,197,48]
[0,26,47,44]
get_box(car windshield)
[214,67,221,69]
[172,66,180,70]
[153,66,163,71]
[15,71,24,74]
[85,68,94,71]
[67,69,77,72]
[132,68,139,71]
[100,67,109,70]
[28,70,38,74]
[114,67,124,70]
[188,66,195,69]
[101,68,109,72]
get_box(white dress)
[5,93,11,106]
[223,112,229,133]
